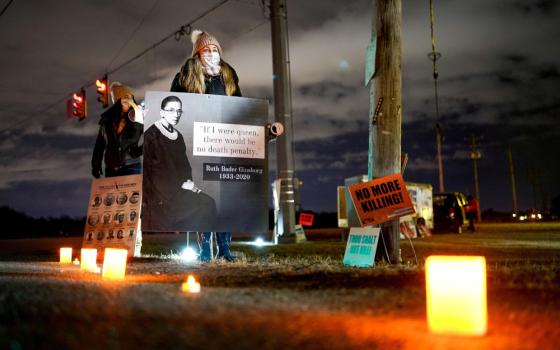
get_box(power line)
[107,0,230,76]
[105,0,162,70]
[0,0,232,134]
[0,0,15,17]
[227,18,269,44]
[1,0,268,136]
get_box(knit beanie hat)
[191,29,222,57]
[110,82,135,104]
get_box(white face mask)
[202,52,220,67]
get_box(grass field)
[0,222,559,349]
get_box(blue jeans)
[198,232,234,262]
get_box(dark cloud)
[298,81,357,101]
[502,54,529,64]
[537,66,560,79]
[513,0,558,14]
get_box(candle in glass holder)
[80,248,98,272]
[59,247,72,264]
[102,248,128,280]
[425,255,487,336]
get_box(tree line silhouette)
[0,206,85,239]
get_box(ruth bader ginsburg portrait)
[141,92,269,233]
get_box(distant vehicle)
[433,192,468,233]
[514,209,543,222]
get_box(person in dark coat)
[91,83,143,178]
[170,29,241,262]
[142,95,217,231]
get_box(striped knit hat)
[191,29,222,57]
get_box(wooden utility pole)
[428,0,444,193]
[367,0,402,263]
[469,135,482,222]
[270,0,296,241]
[507,145,518,214]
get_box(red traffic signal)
[96,75,109,108]
[71,89,87,120]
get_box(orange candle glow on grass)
[59,247,72,264]
[182,275,201,294]
[426,255,487,336]
[102,248,128,280]
[80,248,98,272]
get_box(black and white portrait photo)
[141,92,268,232]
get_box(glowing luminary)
[80,248,98,272]
[102,248,128,280]
[426,255,487,336]
[182,275,201,294]
[59,247,72,264]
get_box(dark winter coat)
[91,100,143,173]
[170,58,242,96]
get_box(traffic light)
[96,75,109,108]
[72,89,87,120]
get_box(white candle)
[80,248,98,272]
[59,247,72,264]
[102,248,128,280]
[426,255,487,336]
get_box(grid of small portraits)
[85,190,141,246]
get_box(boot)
[197,232,212,262]
[216,232,235,262]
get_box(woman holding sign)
[170,29,241,262]
[91,83,143,178]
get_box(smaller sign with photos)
[82,174,142,257]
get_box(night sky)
[1,0,559,218]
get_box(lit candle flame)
[182,275,201,294]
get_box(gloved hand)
[127,99,145,124]
[92,167,102,178]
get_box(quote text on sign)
[193,122,265,159]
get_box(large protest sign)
[348,173,415,226]
[82,175,142,257]
[141,91,268,233]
